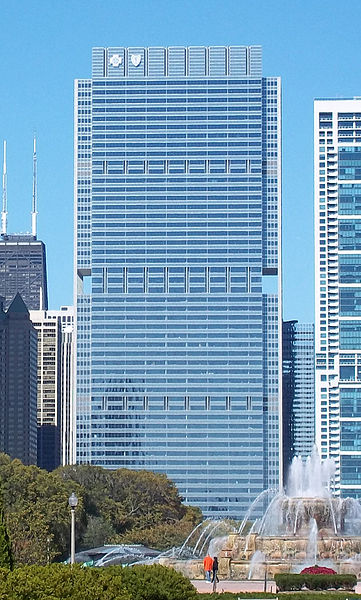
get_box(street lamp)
[68,492,78,565]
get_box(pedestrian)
[212,556,219,584]
[203,553,213,581]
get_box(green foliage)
[56,464,202,550]
[81,515,116,549]
[0,453,202,565]
[274,572,357,591]
[0,563,196,600]
[56,465,187,531]
[0,489,13,569]
[118,505,203,550]
[0,454,85,565]
[120,563,198,600]
[0,564,129,600]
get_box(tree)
[0,455,84,564]
[81,516,116,549]
[56,465,191,538]
[0,455,203,564]
[118,505,203,550]
[0,488,13,569]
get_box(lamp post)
[264,562,268,592]
[68,492,78,565]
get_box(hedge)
[274,572,357,592]
[117,564,198,600]
[0,563,197,600]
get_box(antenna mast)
[1,141,7,237]
[31,136,37,238]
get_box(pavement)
[191,579,361,594]
[191,580,277,594]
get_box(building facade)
[59,307,76,466]
[0,234,48,311]
[315,98,361,498]
[30,306,75,470]
[0,293,38,465]
[75,46,282,516]
[282,321,315,475]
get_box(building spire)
[1,141,7,237]
[31,136,37,238]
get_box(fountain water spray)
[153,448,361,580]
[306,518,318,564]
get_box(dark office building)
[0,234,48,311]
[0,293,38,465]
[283,320,315,481]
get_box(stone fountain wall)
[160,532,361,580]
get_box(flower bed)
[300,565,337,575]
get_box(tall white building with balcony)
[30,306,75,469]
[315,98,361,498]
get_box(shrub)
[275,573,303,591]
[0,564,129,600]
[274,572,357,592]
[120,564,198,600]
[0,563,197,600]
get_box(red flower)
[300,566,336,575]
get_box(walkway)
[192,579,361,594]
[192,580,277,594]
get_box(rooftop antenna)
[31,135,37,238]
[1,141,7,237]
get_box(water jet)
[160,448,361,579]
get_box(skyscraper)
[315,98,361,498]
[0,140,48,311]
[30,306,75,470]
[59,307,76,466]
[0,235,48,311]
[75,46,282,516]
[282,321,315,474]
[0,293,38,465]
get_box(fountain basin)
[161,450,361,581]
[161,531,361,579]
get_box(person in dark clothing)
[212,556,219,583]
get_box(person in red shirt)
[203,553,213,581]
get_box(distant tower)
[0,293,38,465]
[282,320,315,479]
[30,306,75,470]
[0,140,48,311]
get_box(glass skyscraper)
[75,46,282,517]
[283,321,315,474]
[315,99,361,499]
[0,234,48,311]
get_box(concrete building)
[315,98,361,498]
[30,306,75,470]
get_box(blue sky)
[0,0,360,321]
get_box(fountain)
[160,447,361,579]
